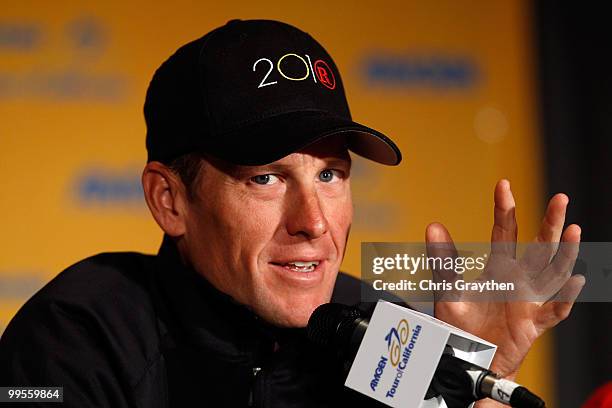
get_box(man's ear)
[142,161,188,237]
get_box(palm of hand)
[427,180,584,378]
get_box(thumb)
[426,223,460,299]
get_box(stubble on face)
[178,136,354,327]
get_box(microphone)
[307,302,545,408]
[433,348,545,408]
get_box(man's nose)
[285,188,329,239]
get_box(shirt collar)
[153,235,305,360]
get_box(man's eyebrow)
[264,158,352,172]
[323,157,352,168]
[230,157,351,177]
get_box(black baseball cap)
[145,19,402,166]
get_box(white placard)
[345,300,496,407]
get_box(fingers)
[519,193,570,274]
[533,224,581,298]
[536,274,585,330]
[537,193,569,243]
[491,179,517,259]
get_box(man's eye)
[251,174,279,185]
[319,169,341,182]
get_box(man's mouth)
[272,261,321,273]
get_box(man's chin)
[256,300,327,328]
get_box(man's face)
[179,137,353,327]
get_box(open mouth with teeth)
[272,261,320,273]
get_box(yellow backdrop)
[0,0,553,404]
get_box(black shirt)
[0,237,390,407]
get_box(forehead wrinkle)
[241,150,350,173]
[268,152,350,173]
[201,139,351,180]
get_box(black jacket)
[0,238,391,407]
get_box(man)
[0,19,583,407]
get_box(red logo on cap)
[314,60,336,90]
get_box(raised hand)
[426,179,584,389]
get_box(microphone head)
[307,303,362,349]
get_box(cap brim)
[205,110,402,166]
